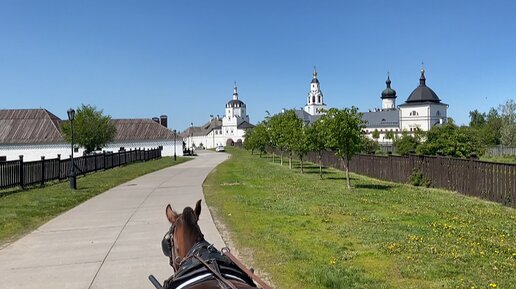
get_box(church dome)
[226,99,246,108]
[381,75,396,99]
[311,78,320,84]
[406,68,441,103]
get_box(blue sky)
[0,0,515,130]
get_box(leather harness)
[163,240,256,289]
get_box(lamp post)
[67,108,77,190]
[189,122,193,155]
[173,129,177,161]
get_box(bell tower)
[304,66,326,115]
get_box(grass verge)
[0,156,190,246]
[480,155,516,164]
[204,148,515,289]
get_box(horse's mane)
[181,207,204,242]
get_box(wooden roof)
[111,119,176,141]
[0,109,176,144]
[0,109,64,144]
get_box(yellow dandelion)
[489,283,497,288]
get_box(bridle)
[162,223,181,271]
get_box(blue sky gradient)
[1,0,515,130]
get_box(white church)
[184,82,254,149]
[293,67,327,123]
[294,65,449,143]
[362,65,449,143]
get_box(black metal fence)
[0,148,162,190]
[303,151,516,208]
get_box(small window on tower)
[436,110,441,116]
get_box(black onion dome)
[381,76,396,99]
[311,78,320,84]
[226,99,246,108]
[405,70,441,103]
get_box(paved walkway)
[0,151,229,289]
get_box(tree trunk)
[345,158,351,189]
[300,156,304,173]
[289,154,292,169]
[272,152,275,163]
[280,153,283,165]
[318,153,323,179]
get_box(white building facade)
[363,66,448,143]
[185,82,253,149]
[0,109,182,162]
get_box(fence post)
[41,156,45,186]
[57,154,61,180]
[19,155,24,189]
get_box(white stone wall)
[185,129,246,150]
[0,140,182,162]
[400,105,431,131]
[400,103,448,132]
[363,126,401,144]
[382,98,396,110]
[103,140,183,158]
[0,143,85,162]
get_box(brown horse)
[162,200,258,289]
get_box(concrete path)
[0,150,229,289]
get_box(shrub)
[409,168,430,187]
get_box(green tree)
[395,132,419,156]
[267,113,286,165]
[385,130,395,142]
[293,124,311,173]
[372,129,380,141]
[244,123,269,156]
[416,123,485,157]
[469,109,486,127]
[499,99,516,146]
[306,119,327,179]
[280,110,304,169]
[62,104,117,154]
[361,136,379,154]
[321,107,365,189]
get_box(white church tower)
[381,73,397,110]
[304,66,326,116]
[223,81,249,128]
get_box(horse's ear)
[194,199,202,218]
[166,204,178,223]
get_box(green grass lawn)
[0,156,190,246]
[204,148,516,289]
[480,155,516,164]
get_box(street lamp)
[67,108,77,190]
[190,122,193,155]
[173,129,177,161]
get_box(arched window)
[312,96,315,103]
[410,110,419,116]
[436,110,441,116]
[318,95,321,103]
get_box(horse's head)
[162,200,204,271]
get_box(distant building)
[184,82,254,149]
[362,65,449,143]
[0,109,182,161]
[293,67,327,124]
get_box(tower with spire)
[398,63,448,132]
[381,73,397,110]
[223,81,250,129]
[304,66,326,116]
